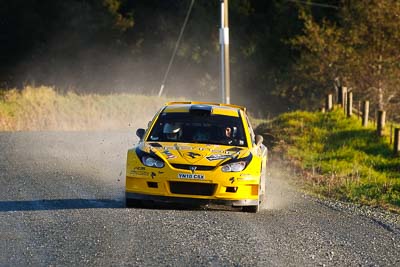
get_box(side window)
[245,114,255,145]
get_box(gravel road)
[1,132,399,266]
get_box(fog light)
[147,182,158,188]
[226,186,238,193]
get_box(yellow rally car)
[125,102,267,212]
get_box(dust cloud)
[6,129,143,202]
[261,162,299,211]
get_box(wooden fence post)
[347,91,353,118]
[362,101,369,127]
[325,94,333,111]
[394,128,400,156]
[358,101,361,120]
[377,110,386,136]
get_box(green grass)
[264,109,400,212]
[0,86,180,131]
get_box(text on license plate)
[178,173,205,179]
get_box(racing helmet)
[163,123,181,140]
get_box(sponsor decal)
[164,145,193,150]
[134,167,146,171]
[186,152,201,159]
[238,174,256,181]
[178,173,205,180]
[206,154,231,161]
[130,171,149,176]
[163,149,176,159]
[209,149,223,153]
[226,147,243,152]
[178,146,193,150]
[209,149,232,154]
[229,177,235,184]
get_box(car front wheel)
[242,204,259,213]
[125,198,142,208]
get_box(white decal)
[164,146,193,150]
[206,154,231,161]
[178,173,205,180]
[163,150,176,159]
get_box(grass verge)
[258,109,400,213]
[0,86,178,131]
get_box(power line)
[285,0,339,10]
[158,0,196,97]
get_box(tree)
[289,10,346,107]
[289,0,400,121]
[341,0,400,118]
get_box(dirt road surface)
[1,132,399,266]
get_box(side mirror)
[255,135,263,146]
[136,128,145,140]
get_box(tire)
[242,204,259,213]
[125,198,142,208]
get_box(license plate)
[178,173,205,180]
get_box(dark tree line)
[1,0,397,118]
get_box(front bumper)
[126,174,260,206]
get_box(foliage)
[0,1,399,118]
[289,0,400,121]
[103,0,134,31]
[0,0,307,115]
[288,11,346,107]
[267,109,400,212]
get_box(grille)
[171,164,215,171]
[169,182,216,196]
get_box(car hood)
[139,142,251,166]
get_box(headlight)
[221,153,252,172]
[221,161,247,172]
[135,147,165,168]
[142,156,164,168]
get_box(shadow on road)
[0,199,245,212]
[127,201,244,212]
[0,199,124,212]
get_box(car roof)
[163,102,246,117]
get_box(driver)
[163,123,181,141]
[223,126,236,145]
[225,126,232,138]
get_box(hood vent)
[189,105,212,116]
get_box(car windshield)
[147,112,247,147]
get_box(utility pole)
[220,0,230,104]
